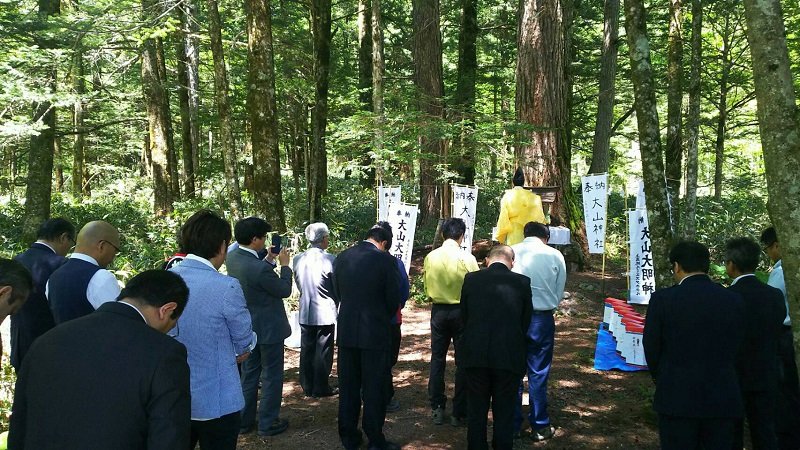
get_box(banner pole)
[624,183,630,296]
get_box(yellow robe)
[495,187,546,245]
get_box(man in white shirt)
[46,220,121,324]
[510,222,566,442]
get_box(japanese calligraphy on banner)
[628,208,655,304]
[385,201,418,275]
[378,186,402,221]
[581,174,608,254]
[452,184,479,253]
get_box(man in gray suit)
[226,217,293,437]
[293,222,338,398]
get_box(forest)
[2,0,800,370]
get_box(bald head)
[75,221,120,268]
[486,244,515,269]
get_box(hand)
[278,247,289,266]
[236,352,250,363]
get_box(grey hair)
[305,222,330,244]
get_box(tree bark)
[515,0,567,219]
[452,0,478,184]
[23,0,61,243]
[141,0,176,215]
[207,0,242,218]
[413,0,445,224]
[683,0,702,238]
[624,0,675,287]
[589,0,620,174]
[665,0,683,221]
[309,0,332,222]
[247,0,286,230]
[714,15,732,201]
[72,46,85,200]
[742,0,800,364]
[372,0,385,182]
[155,38,180,203]
[358,0,377,186]
[176,0,199,198]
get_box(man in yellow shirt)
[423,217,479,427]
[496,167,546,246]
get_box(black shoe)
[368,441,401,450]
[258,417,289,437]
[239,423,255,435]
[312,387,339,398]
[386,398,401,412]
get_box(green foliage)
[0,359,14,432]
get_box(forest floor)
[238,247,661,450]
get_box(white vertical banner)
[378,186,402,221]
[628,208,655,304]
[581,174,609,254]
[636,179,646,209]
[385,201,417,275]
[452,184,479,253]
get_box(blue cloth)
[593,323,648,372]
[47,258,101,324]
[514,313,555,432]
[240,342,284,432]
[169,258,254,419]
[391,258,409,325]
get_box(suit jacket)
[460,263,533,376]
[226,248,292,344]
[8,302,190,450]
[169,257,253,419]
[332,241,400,351]
[293,246,338,326]
[729,275,786,392]
[11,243,66,370]
[643,274,746,418]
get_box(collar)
[364,240,383,251]
[678,273,705,285]
[775,260,782,269]
[521,236,547,246]
[118,301,148,324]
[184,254,216,270]
[442,239,461,249]
[488,261,509,270]
[34,241,57,254]
[730,273,755,286]
[513,186,524,190]
[70,252,99,266]
[239,247,259,258]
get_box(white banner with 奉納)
[452,184,478,253]
[581,174,609,254]
[385,201,417,275]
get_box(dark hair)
[374,221,394,250]
[669,240,710,274]
[36,218,76,242]
[180,210,232,259]
[234,217,272,245]
[512,167,525,186]
[0,258,33,304]
[523,222,550,239]
[725,237,761,273]
[117,270,189,319]
[365,224,392,245]
[441,217,466,241]
[760,226,778,246]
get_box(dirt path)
[238,259,660,449]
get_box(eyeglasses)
[101,240,121,253]
[763,242,776,252]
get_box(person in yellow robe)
[495,167,546,245]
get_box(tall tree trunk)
[176,0,199,198]
[665,0,683,222]
[413,0,445,224]
[515,0,567,219]
[309,0,332,222]
[142,0,175,215]
[358,0,376,186]
[624,0,675,287]
[742,0,800,366]
[452,0,478,184]
[372,0,385,182]
[683,0,702,238]
[714,18,732,201]
[72,46,85,200]
[247,0,286,230]
[589,0,620,174]
[23,0,61,243]
[156,38,180,203]
[207,0,242,218]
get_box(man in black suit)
[332,225,401,450]
[460,244,532,450]
[8,270,191,450]
[226,216,292,436]
[643,240,746,450]
[11,218,75,371]
[725,237,785,449]
[0,259,33,337]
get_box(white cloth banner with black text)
[628,208,655,305]
[452,184,479,253]
[385,201,417,275]
[581,174,608,254]
[378,186,402,221]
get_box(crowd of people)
[0,172,798,449]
